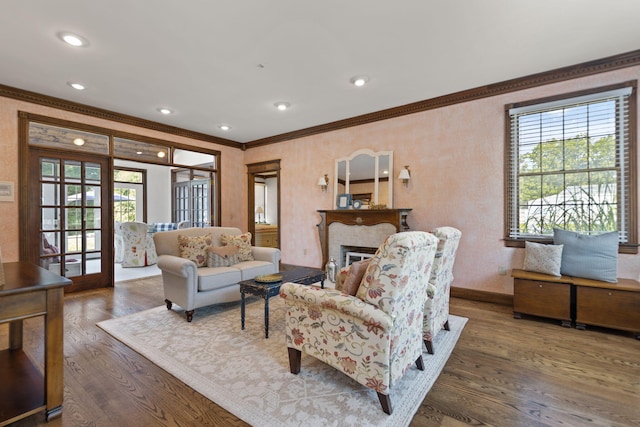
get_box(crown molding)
[2,49,639,151]
[0,84,239,148]
[245,49,640,148]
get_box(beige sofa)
[153,226,281,322]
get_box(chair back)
[356,231,438,317]
[429,226,462,289]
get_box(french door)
[27,148,113,292]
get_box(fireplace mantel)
[317,209,412,266]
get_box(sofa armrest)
[251,246,281,265]
[157,254,197,278]
[279,282,392,328]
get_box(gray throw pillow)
[553,228,618,283]
[523,241,563,276]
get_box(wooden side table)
[0,262,71,426]
[239,266,325,338]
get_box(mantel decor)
[317,209,412,266]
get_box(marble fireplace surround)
[317,209,412,268]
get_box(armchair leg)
[377,393,392,415]
[444,319,450,331]
[415,354,425,371]
[287,347,301,374]
[165,299,172,310]
[424,339,434,355]
[185,310,194,322]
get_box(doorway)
[247,160,280,248]
[26,148,113,292]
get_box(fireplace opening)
[340,245,377,267]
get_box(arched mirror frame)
[334,149,393,209]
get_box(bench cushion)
[553,229,618,283]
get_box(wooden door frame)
[246,160,280,246]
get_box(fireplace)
[317,209,412,267]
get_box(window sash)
[506,86,633,243]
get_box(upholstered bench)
[512,268,640,339]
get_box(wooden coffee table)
[239,266,325,338]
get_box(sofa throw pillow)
[342,258,373,296]
[553,228,618,283]
[523,241,563,277]
[207,245,239,268]
[334,266,350,292]
[178,234,212,267]
[220,232,254,261]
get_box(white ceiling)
[1,1,640,145]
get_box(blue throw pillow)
[553,228,618,283]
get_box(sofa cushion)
[153,222,177,232]
[553,228,618,283]
[523,241,563,277]
[207,246,239,267]
[178,234,212,267]
[197,267,242,292]
[342,258,372,296]
[221,232,254,261]
[234,260,277,281]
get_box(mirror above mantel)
[335,149,393,209]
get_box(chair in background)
[120,221,158,267]
[423,226,462,354]
[280,231,439,414]
[114,222,124,263]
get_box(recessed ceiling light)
[350,76,370,87]
[68,82,86,90]
[58,32,89,47]
[157,108,173,115]
[219,125,231,131]
[73,138,85,146]
[157,151,166,158]
[136,151,143,155]
[274,102,290,111]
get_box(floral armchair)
[279,231,439,414]
[120,221,158,267]
[423,226,462,354]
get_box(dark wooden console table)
[0,262,71,425]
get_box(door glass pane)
[85,163,101,185]
[41,183,59,205]
[42,208,59,230]
[65,184,83,205]
[41,158,60,181]
[85,207,101,229]
[66,231,83,253]
[87,230,101,251]
[65,208,82,229]
[85,185,101,206]
[62,255,82,278]
[64,161,81,181]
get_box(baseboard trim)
[451,286,513,306]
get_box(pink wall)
[1,64,639,295]
[244,65,640,294]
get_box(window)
[505,83,637,252]
[114,168,144,223]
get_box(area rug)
[97,297,467,427]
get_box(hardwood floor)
[2,276,638,426]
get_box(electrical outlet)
[498,266,507,276]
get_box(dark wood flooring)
[2,275,639,426]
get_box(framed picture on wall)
[0,181,14,202]
[336,193,352,210]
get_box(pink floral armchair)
[423,226,461,354]
[120,221,158,267]
[279,231,439,414]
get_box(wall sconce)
[256,206,264,223]
[318,174,329,191]
[398,166,411,187]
